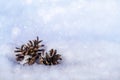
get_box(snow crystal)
[24,0,33,5]
[11,27,21,38]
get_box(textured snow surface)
[0,0,120,80]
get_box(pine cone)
[15,36,44,65]
[39,49,62,65]
[14,37,62,66]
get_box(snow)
[11,27,21,38]
[0,0,120,80]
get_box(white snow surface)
[0,0,120,80]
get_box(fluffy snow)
[0,0,120,80]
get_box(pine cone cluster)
[14,37,62,65]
